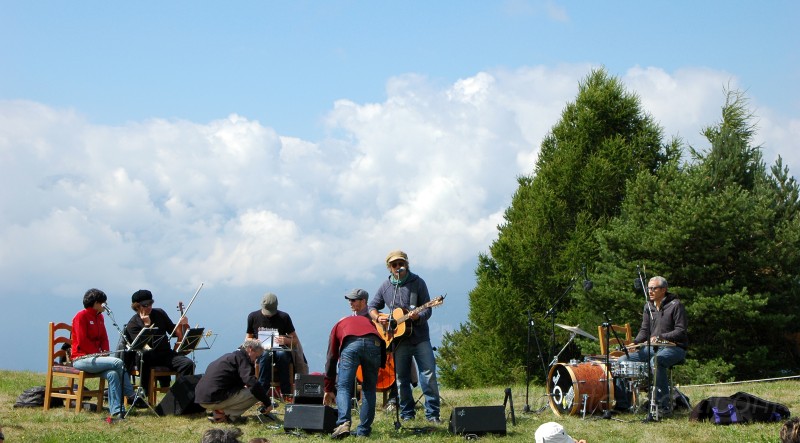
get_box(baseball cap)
[261,292,278,316]
[344,288,369,301]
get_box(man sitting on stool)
[615,276,688,415]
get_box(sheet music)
[258,328,280,350]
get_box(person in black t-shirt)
[245,292,300,398]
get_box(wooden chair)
[597,323,632,357]
[44,322,106,412]
[148,367,179,406]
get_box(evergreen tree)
[438,69,668,387]
[587,90,800,380]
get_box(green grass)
[1,369,796,442]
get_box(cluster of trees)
[438,69,800,388]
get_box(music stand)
[175,327,205,354]
[124,327,161,417]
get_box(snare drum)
[612,360,648,379]
[547,362,614,416]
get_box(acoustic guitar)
[373,295,445,345]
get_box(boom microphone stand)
[523,309,548,413]
[544,275,578,368]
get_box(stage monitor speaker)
[155,374,205,416]
[284,404,337,433]
[449,405,507,435]
[293,374,324,404]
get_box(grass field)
[1,369,796,442]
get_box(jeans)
[257,349,293,394]
[336,336,382,436]
[614,345,686,410]
[73,356,134,416]
[394,340,440,420]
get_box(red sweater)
[71,308,109,359]
[324,315,382,392]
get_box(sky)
[1,1,798,376]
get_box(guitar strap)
[408,278,420,315]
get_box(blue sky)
[1,1,798,375]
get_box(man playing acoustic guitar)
[368,250,442,424]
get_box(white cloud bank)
[1,64,798,301]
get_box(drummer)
[614,276,688,415]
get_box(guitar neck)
[395,297,444,324]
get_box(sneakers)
[385,402,397,412]
[331,421,351,439]
[427,417,442,424]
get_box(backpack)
[690,391,790,425]
[14,386,63,408]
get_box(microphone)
[102,303,113,315]
[633,278,643,291]
[582,265,593,291]
[396,267,406,273]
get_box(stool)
[668,359,689,410]
[149,367,179,405]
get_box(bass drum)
[547,362,614,416]
[356,353,395,390]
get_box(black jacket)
[633,292,688,349]
[194,348,269,405]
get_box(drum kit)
[545,324,655,418]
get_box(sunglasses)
[647,286,664,291]
[140,300,154,307]
[390,261,406,269]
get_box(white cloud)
[1,65,797,302]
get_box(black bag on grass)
[14,386,63,408]
[690,391,789,424]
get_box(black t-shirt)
[245,310,296,337]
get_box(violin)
[173,301,190,351]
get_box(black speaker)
[155,374,205,416]
[293,374,324,404]
[283,404,337,432]
[449,406,507,435]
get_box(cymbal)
[555,323,598,341]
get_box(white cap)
[535,422,575,443]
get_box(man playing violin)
[615,276,688,415]
[368,250,441,424]
[125,289,195,399]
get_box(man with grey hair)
[615,276,688,415]
[195,339,271,423]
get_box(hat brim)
[261,307,277,316]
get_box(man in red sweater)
[323,289,385,439]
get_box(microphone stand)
[103,304,131,415]
[389,276,402,431]
[544,275,578,369]
[599,312,626,421]
[636,266,658,423]
[522,309,548,413]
